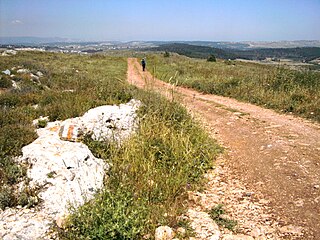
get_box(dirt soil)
[127,58,320,239]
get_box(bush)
[0,156,26,184]
[209,204,237,231]
[62,188,147,239]
[0,185,16,210]
[207,54,216,62]
[0,125,37,156]
[0,75,13,88]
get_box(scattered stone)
[244,192,254,197]
[36,71,44,77]
[155,226,174,240]
[314,184,319,189]
[17,68,30,74]
[294,199,304,207]
[1,50,17,56]
[187,209,220,240]
[11,80,20,90]
[176,227,186,236]
[2,69,11,75]
[56,214,67,229]
[250,227,263,238]
[30,73,40,81]
[62,89,75,93]
[279,225,303,235]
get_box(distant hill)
[145,43,237,59]
[148,40,320,50]
[242,40,320,49]
[145,43,320,61]
[230,47,320,61]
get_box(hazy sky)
[1,0,319,41]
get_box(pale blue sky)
[0,0,319,41]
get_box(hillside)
[145,43,237,59]
[145,43,320,61]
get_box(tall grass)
[148,54,320,122]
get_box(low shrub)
[209,204,237,231]
[0,185,16,210]
[0,75,13,88]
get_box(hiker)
[141,58,146,71]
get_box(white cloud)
[11,20,23,25]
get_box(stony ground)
[128,58,320,240]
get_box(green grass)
[147,54,320,122]
[209,204,237,231]
[0,51,222,239]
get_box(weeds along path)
[127,58,320,239]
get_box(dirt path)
[127,58,320,239]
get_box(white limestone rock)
[81,99,141,142]
[36,71,44,77]
[17,68,30,74]
[11,80,20,90]
[155,226,174,240]
[0,99,141,240]
[187,209,221,240]
[1,50,17,56]
[58,98,141,143]
[21,126,107,213]
[30,73,40,81]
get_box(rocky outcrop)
[187,209,221,240]
[1,50,17,56]
[57,99,141,143]
[0,99,141,240]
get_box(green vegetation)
[148,54,320,122]
[0,75,13,88]
[146,43,236,59]
[62,88,221,239]
[0,51,221,239]
[145,43,320,61]
[207,54,216,62]
[209,204,237,231]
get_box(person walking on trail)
[141,58,146,71]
